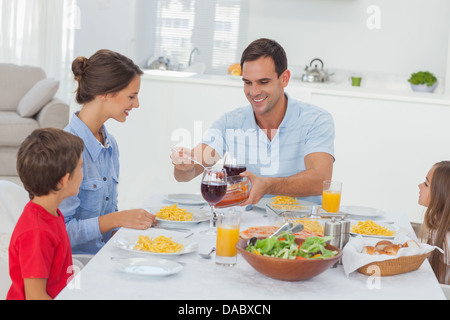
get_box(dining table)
[56,193,446,301]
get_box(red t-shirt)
[7,201,73,300]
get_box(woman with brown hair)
[418,161,450,284]
[60,49,157,255]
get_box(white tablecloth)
[56,194,445,300]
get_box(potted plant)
[408,71,438,93]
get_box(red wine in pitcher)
[223,165,246,177]
[201,182,227,204]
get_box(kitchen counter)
[142,70,450,107]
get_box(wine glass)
[223,153,247,177]
[200,167,227,235]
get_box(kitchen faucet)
[188,48,199,67]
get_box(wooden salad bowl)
[236,238,343,281]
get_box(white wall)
[247,0,450,80]
[74,0,137,58]
[74,0,450,81]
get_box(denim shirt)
[59,113,120,254]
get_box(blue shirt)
[202,93,335,204]
[59,113,120,254]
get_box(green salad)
[246,233,338,260]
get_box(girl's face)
[418,166,436,207]
[106,76,141,123]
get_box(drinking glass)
[223,153,247,177]
[216,208,241,266]
[322,180,342,213]
[200,167,228,235]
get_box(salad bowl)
[236,237,343,281]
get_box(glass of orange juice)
[322,180,342,213]
[216,208,241,266]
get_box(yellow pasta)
[351,220,395,237]
[292,218,324,236]
[134,235,184,253]
[271,196,299,205]
[270,196,301,210]
[156,204,194,221]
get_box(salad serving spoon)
[268,221,293,239]
[247,222,293,247]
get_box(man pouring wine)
[171,38,335,206]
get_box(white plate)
[147,206,210,227]
[114,257,183,276]
[350,221,399,239]
[340,205,384,218]
[114,235,198,257]
[165,193,206,205]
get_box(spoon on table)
[199,247,216,259]
[171,147,207,170]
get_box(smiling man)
[171,38,335,205]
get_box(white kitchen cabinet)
[107,74,450,223]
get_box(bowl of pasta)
[147,204,210,227]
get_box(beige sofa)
[0,63,69,176]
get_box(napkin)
[342,234,444,277]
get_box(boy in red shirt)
[7,128,84,300]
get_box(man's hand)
[240,171,270,206]
[170,147,197,172]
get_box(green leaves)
[408,71,437,87]
[246,232,337,260]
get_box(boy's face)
[68,156,84,197]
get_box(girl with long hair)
[418,161,450,284]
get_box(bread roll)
[362,246,383,255]
[384,244,401,256]
[402,240,420,248]
[375,240,393,251]
[362,246,375,254]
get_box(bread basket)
[357,252,431,276]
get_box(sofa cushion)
[17,78,60,117]
[0,112,39,147]
[0,63,46,112]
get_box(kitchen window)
[153,0,248,75]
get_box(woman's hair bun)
[72,56,88,81]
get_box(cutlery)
[268,221,293,238]
[286,223,304,233]
[199,247,216,259]
[154,226,192,233]
[247,221,293,247]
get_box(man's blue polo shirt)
[202,93,335,204]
